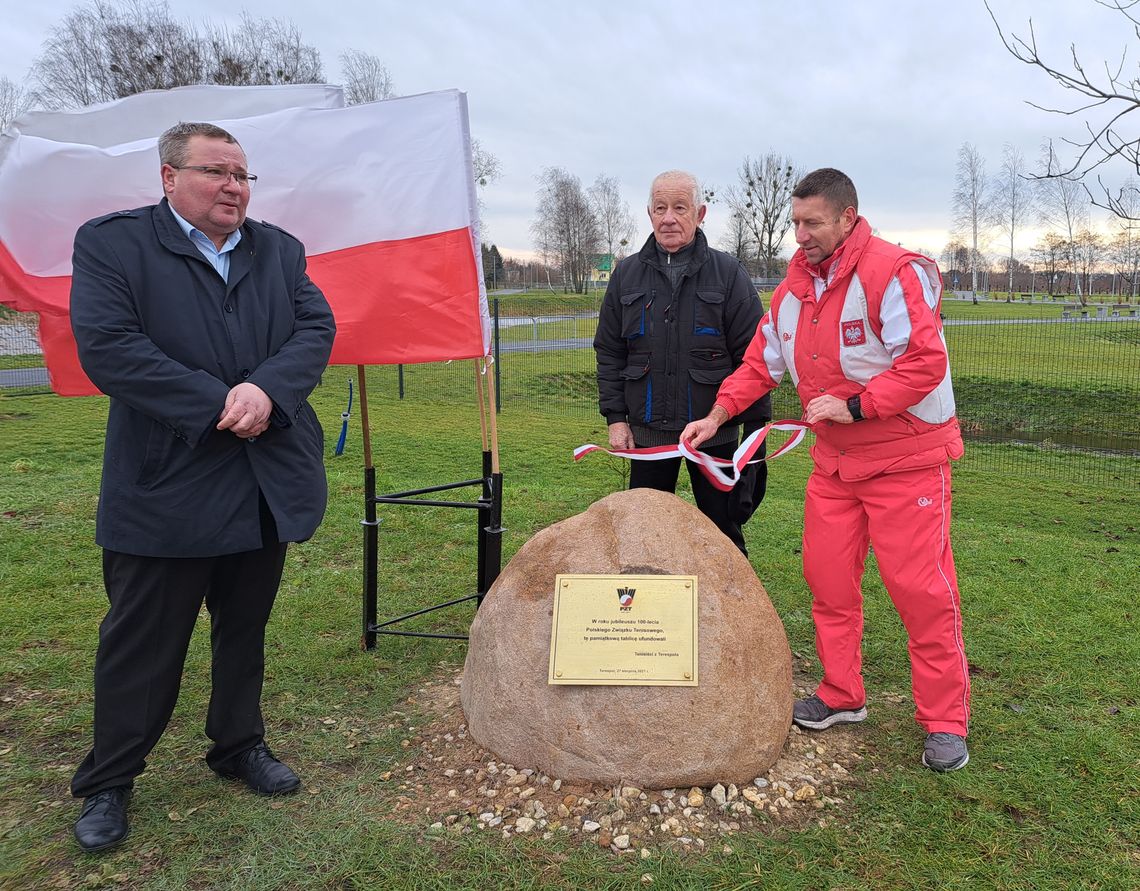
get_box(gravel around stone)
[382,662,868,856]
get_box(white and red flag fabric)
[0,84,489,396]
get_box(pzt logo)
[617,587,636,611]
[782,332,792,342]
[842,320,866,346]
[916,496,933,508]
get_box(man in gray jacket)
[68,122,335,852]
[594,170,770,553]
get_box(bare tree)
[951,143,993,293]
[987,0,1140,218]
[1107,177,1140,298]
[30,0,205,108]
[719,208,757,267]
[993,143,1035,298]
[0,76,34,132]
[1032,232,1068,296]
[587,174,635,260]
[1073,227,1106,294]
[724,154,800,277]
[1037,143,1091,301]
[471,138,501,188]
[940,239,970,290]
[203,13,321,86]
[339,48,394,105]
[531,167,602,295]
[466,138,501,240]
[29,0,322,108]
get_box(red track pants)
[802,462,970,735]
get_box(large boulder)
[461,488,792,789]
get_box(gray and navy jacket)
[594,229,771,447]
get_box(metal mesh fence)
[4,297,1137,489]
[0,312,49,396]
[373,295,1140,490]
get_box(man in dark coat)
[594,170,771,553]
[68,122,336,852]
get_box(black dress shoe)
[74,786,130,852]
[215,742,300,796]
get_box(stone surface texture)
[461,488,793,789]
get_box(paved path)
[0,367,50,388]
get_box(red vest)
[720,218,963,481]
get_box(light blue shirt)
[168,205,242,283]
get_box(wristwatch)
[846,394,865,422]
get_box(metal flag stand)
[358,359,503,649]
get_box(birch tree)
[1038,143,1090,302]
[531,167,602,294]
[951,142,993,294]
[588,174,635,259]
[993,144,1035,298]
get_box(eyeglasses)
[173,165,258,186]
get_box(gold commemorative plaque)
[548,574,698,686]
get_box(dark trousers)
[629,439,766,555]
[71,501,288,798]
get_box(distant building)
[589,253,614,285]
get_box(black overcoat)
[70,199,336,557]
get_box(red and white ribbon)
[574,420,812,492]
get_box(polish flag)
[0,85,489,396]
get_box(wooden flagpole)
[474,359,489,453]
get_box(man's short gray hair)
[158,122,241,168]
[649,170,701,209]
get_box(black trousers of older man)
[629,439,767,556]
[71,499,288,798]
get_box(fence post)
[398,364,405,399]
[493,297,501,413]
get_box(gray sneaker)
[922,732,969,772]
[792,694,868,731]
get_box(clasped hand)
[217,382,272,439]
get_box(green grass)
[1,375,1138,889]
[0,353,43,370]
[940,295,1136,320]
[8,293,1138,468]
[387,309,1140,467]
[492,292,602,316]
[497,317,596,345]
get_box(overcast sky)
[3,0,1135,260]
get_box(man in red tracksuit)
[681,168,970,771]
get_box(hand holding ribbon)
[574,420,812,492]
